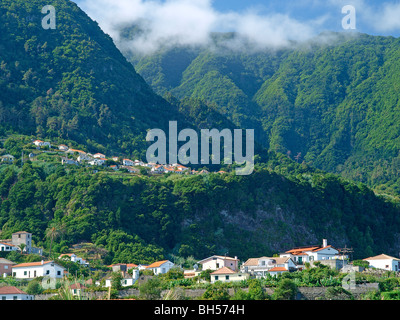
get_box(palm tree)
[45,221,66,259]
[18,243,26,255]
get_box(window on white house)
[215,276,219,281]
[225,275,229,280]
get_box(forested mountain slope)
[128,33,400,194]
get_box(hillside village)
[1,231,399,300]
[0,138,224,175]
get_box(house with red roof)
[279,239,345,266]
[241,256,297,277]
[146,260,174,275]
[0,286,33,300]
[197,255,239,272]
[58,253,89,266]
[363,254,400,272]
[210,267,249,284]
[12,260,65,279]
[0,258,16,276]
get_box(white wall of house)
[0,243,17,252]
[148,261,175,275]
[0,293,34,300]
[366,259,400,271]
[13,263,65,279]
[200,256,239,271]
[211,273,249,284]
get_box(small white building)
[123,159,134,166]
[1,154,15,163]
[198,255,239,271]
[146,260,174,275]
[280,239,345,266]
[58,253,89,266]
[58,145,69,151]
[0,286,34,300]
[241,256,297,277]
[363,254,400,272]
[61,158,78,165]
[12,260,65,279]
[104,269,139,288]
[151,165,166,174]
[210,267,249,284]
[93,153,106,159]
[0,242,17,252]
[33,140,51,148]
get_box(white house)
[123,159,134,166]
[210,267,249,284]
[12,260,66,279]
[69,283,87,297]
[33,140,51,148]
[104,269,139,288]
[133,160,145,166]
[198,255,239,271]
[58,253,89,266]
[363,254,400,272]
[0,286,34,300]
[151,165,166,174]
[1,154,15,163]
[0,242,17,252]
[280,239,345,266]
[93,153,106,159]
[88,158,107,166]
[58,145,69,151]
[145,260,174,275]
[241,256,297,277]
[61,158,78,165]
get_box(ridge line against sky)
[73,0,400,54]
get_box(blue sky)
[74,0,400,53]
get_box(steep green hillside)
[128,34,400,194]
[1,161,399,263]
[0,0,188,159]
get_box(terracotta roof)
[312,245,335,252]
[13,261,63,268]
[268,267,287,272]
[0,242,15,247]
[126,264,138,268]
[0,286,28,295]
[286,246,321,253]
[211,267,236,275]
[146,260,170,268]
[69,283,87,290]
[363,254,400,261]
[243,258,259,266]
[0,258,16,265]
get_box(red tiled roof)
[146,260,169,268]
[211,267,236,275]
[13,261,60,268]
[0,286,28,295]
[268,267,287,272]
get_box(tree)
[272,279,298,300]
[202,282,230,300]
[26,280,43,295]
[248,279,267,300]
[111,272,123,291]
[45,221,66,259]
[139,277,162,300]
[18,243,26,255]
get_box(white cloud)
[77,0,326,54]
